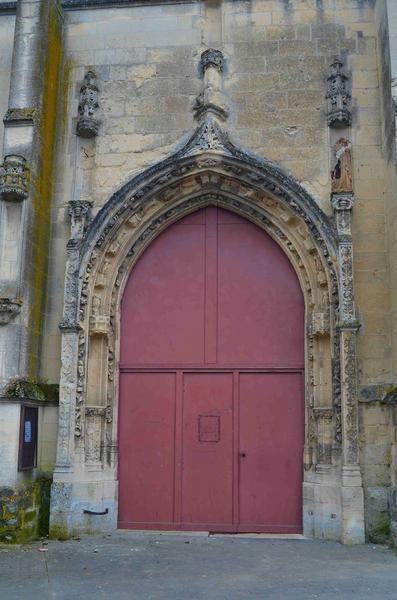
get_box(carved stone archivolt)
[53,109,353,486]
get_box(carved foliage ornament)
[326,58,352,128]
[76,71,100,138]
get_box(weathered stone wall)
[0,14,15,164]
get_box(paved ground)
[1,532,397,600]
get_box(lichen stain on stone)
[28,3,63,376]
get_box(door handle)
[239,452,247,458]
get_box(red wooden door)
[118,207,304,533]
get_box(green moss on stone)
[0,477,52,544]
[369,517,391,544]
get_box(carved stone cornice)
[76,71,100,138]
[326,58,352,128]
[0,298,22,325]
[0,154,30,201]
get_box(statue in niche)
[331,138,353,194]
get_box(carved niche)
[0,155,30,201]
[326,58,352,128]
[76,71,100,138]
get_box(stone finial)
[331,138,353,194]
[194,49,229,122]
[76,71,100,138]
[200,48,225,73]
[326,58,352,128]
[0,154,30,201]
[0,298,22,325]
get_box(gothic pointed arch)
[53,116,363,543]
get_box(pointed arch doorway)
[118,206,304,533]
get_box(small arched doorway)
[118,206,304,533]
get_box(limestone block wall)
[0,14,15,160]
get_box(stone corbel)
[193,49,229,122]
[0,154,30,201]
[89,314,110,336]
[0,298,22,325]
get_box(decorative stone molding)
[0,154,30,201]
[68,199,93,239]
[0,298,22,324]
[314,407,334,466]
[76,71,100,138]
[194,50,229,122]
[326,58,352,128]
[3,107,37,124]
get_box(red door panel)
[239,373,304,533]
[217,212,304,366]
[181,373,234,530]
[118,372,176,528]
[120,214,206,366]
[118,207,304,533]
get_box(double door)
[118,206,304,533]
[119,369,303,532]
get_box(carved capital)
[326,58,352,128]
[200,48,225,73]
[76,71,100,138]
[0,298,22,325]
[332,192,354,212]
[0,155,30,201]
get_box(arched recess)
[52,119,363,542]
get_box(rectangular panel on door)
[118,372,176,528]
[239,372,304,533]
[181,373,234,530]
